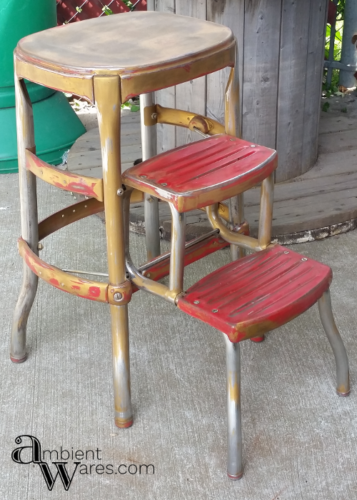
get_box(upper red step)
[177,245,332,343]
[123,134,277,212]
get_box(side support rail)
[25,149,104,201]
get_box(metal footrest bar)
[18,237,109,302]
[18,238,132,305]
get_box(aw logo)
[11,435,79,491]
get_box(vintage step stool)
[11,11,349,480]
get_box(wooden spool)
[152,0,328,183]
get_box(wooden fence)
[151,0,328,183]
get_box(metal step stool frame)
[11,11,350,481]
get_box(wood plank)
[276,0,311,182]
[319,114,357,134]
[206,0,244,129]
[175,0,206,147]
[241,0,282,149]
[301,0,328,173]
[300,150,357,179]
[154,0,176,153]
[244,172,357,207]
[318,129,357,154]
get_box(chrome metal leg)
[223,334,243,480]
[229,194,246,260]
[258,173,274,249]
[95,76,133,428]
[168,204,186,295]
[318,289,350,396]
[140,92,160,260]
[11,77,38,363]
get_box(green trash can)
[0,0,86,173]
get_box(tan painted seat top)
[16,11,234,76]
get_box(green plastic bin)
[0,0,86,173]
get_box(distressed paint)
[156,104,225,135]
[139,235,230,285]
[123,134,277,213]
[206,204,260,252]
[15,12,235,103]
[25,150,104,201]
[318,290,350,396]
[224,336,243,480]
[168,204,186,294]
[177,245,332,343]
[258,172,275,249]
[10,76,39,363]
[94,75,133,428]
[18,238,109,302]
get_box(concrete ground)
[1,171,357,500]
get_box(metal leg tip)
[337,389,351,397]
[227,471,244,481]
[115,418,133,429]
[10,354,28,364]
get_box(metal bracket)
[144,104,158,126]
[108,280,132,305]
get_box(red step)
[177,245,332,342]
[123,134,277,212]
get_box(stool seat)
[16,12,235,101]
[177,245,332,343]
[123,135,277,212]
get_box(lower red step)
[177,245,332,343]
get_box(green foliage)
[102,6,113,15]
[323,0,345,92]
[336,0,346,20]
[122,0,134,10]
[322,102,330,112]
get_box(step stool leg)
[95,76,133,428]
[250,174,275,345]
[168,204,186,295]
[223,335,243,480]
[225,63,245,262]
[140,92,161,260]
[318,289,350,396]
[11,77,39,363]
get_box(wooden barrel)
[152,0,328,182]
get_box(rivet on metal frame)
[151,113,157,120]
[117,187,124,196]
[140,175,147,179]
[193,300,200,304]
[37,243,44,251]
[212,309,218,313]
[161,183,167,187]
[301,258,308,261]
[113,292,123,301]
